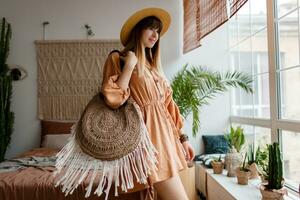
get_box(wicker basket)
[235,168,250,185]
[211,161,224,174]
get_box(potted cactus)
[224,126,245,177]
[247,143,259,179]
[211,155,224,174]
[260,143,287,200]
[0,17,14,162]
[236,152,251,185]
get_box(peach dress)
[101,52,187,184]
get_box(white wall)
[1,0,230,158]
[178,25,231,154]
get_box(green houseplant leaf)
[171,65,253,137]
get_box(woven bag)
[54,51,157,200]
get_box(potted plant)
[0,18,14,162]
[256,145,269,183]
[171,64,253,137]
[211,155,224,174]
[260,142,287,200]
[247,143,259,179]
[236,152,251,185]
[224,126,245,177]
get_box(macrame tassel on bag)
[53,106,158,200]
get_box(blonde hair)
[122,16,164,77]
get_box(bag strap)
[109,50,125,71]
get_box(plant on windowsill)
[256,145,269,183]
[260,142,287,200]
[236,152,251,185]
[170,64,253,137]
[211,155,224,174]
[247,142,260,179]
[224,126,246,177]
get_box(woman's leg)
[153,175,189,200]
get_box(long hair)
[122,16,163,77]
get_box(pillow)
[40,120,75,147]
[41,134,71,149]
[202,135,229,154]
[41,120,75,136]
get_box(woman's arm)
[101,51,136,109]
[116,51,137,90]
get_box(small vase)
[249,163,259,179]
[225,148,242,177]
[236,168,250,185]
[211,161,224,174]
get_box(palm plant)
[171,64,253,136]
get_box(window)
[231,124,271,148]
[229,0,300,192]
[281,130,300,189]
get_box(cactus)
[267,143,283,190]
[0,17,14,162]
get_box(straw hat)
[120,7,171,46]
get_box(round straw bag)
[54,51,157,200]
[75,93,141,161]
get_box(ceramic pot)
[236,168,250,185]
[211,161,224,174]
[260,187,284,200]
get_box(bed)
[0,120,148,200]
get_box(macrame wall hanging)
[35,40,122,120]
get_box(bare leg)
[153,175,189,200]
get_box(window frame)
[229,0,300,193]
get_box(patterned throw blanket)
[0,156,56,173]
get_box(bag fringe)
[54,110,158,200]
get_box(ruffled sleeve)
[101,52,130,109]
[164,81,184,137]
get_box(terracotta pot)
[235,168,250,185]
[211,161,224,174]
[225,148,242,177]
[249,163,259,179]
[260,187,284,200]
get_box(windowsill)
[205,168,300,200]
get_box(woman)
[101,7,195,200]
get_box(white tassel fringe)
[53,106,158,200]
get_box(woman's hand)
[120,51,137,70]
[182,141,195,162]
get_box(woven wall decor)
[35,40,122,120]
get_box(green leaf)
[171,65,253,137]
